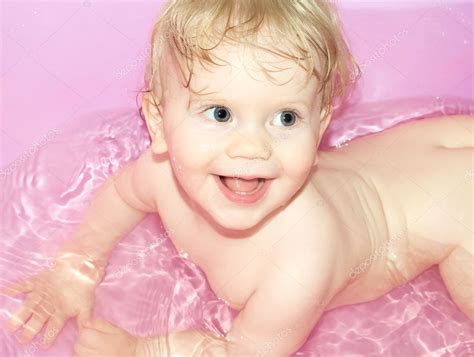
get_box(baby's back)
[323,115,473,310]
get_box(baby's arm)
[224,266,333,355]
[4,148,158,346]
[133,258,336,356]
[61,147,158,262]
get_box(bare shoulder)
[309,157,394,307]
[114,146,162,212]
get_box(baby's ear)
[318,105,333,137]
[142,92,168,155]
[316,106,332,144]
[313,106,333,166]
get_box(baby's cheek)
[280,142,316,180]
[170,132,216,174]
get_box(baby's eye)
[202,107,300,126]
[203,106,231,123]
[273,110,299,127]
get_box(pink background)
[1,0,472,168]
[1,1,473,356]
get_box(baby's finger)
[7,292,42,332]
[76,309,92,329]
[39,311,66,350]
[1,278,35,297]
[17,303,50,344]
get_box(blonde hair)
[141,0,360,121]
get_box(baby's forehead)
[163,43,317,96]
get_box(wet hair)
[138,0,360,122]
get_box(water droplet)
[217,296,230,305]
[388,251,397,261]
[178,250,189,259]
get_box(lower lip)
[213,175,273,204]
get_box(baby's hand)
[74,318,137,357]
[2,251,105,348]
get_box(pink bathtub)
[1,1,473,356]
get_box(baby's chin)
[210,212,265,233]
[203,200,283,234]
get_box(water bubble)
[217,295,230,306]
[178,250,189,259]
[388,251,398,261]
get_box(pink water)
[1,1,474,356]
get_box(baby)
[3,0,473,356]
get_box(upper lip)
[215,174,273,180]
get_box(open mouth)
[213,174,272,204]
[219,175,265,195]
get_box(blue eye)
[274,111,298,127]
[202,106,300,126]
[203,106,231,122]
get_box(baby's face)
[149,43,329,232]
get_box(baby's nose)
[226,128,271,161]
